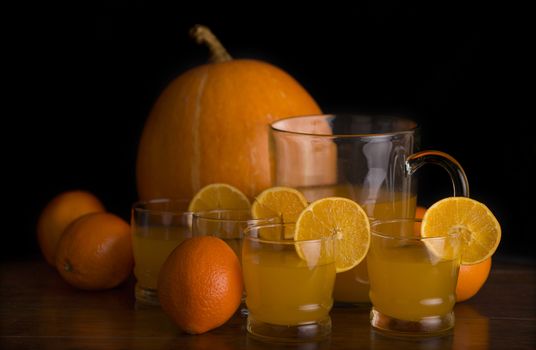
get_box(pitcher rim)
[270,114,419,138]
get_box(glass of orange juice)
[368,218,462,336]
[242,223,336,342]
[131,199,192,306]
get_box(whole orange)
[456,257,492,302]
[55,212,133,290]
[158,236,243,334]
[37,190,105,265]
[136,25,321,201]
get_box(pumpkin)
[136,25,322,200]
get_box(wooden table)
[1,259,535,349]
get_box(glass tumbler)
[242,223,336,342]
[368,218,462,336]
[131,198,192,306]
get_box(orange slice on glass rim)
[294,197,370,273]
[188,183,251,212]
[421,197,501,265]
[251,187,308,239]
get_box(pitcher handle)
[405,150,470,197]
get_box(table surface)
[1,259,535,349]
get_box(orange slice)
[188,183,251,212]
[295,197,370,273]
[421,197,501,264]
[251,187,308,238]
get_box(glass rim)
[244,222,337,244]
[193,209,279,224]
[370,218,460,241]
[132,198,192,216]
[270,114,419,138]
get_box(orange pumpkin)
[136,25,321,200]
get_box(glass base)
[135,284,160,306]
[370,307,454,336]
[247,315,331,342]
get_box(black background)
[6,3,534,261]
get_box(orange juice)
[299,185,416,302]
[367,242,459,321]
[243,243,336,325]
[132,226,188,290]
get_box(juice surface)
[132,226,188,289]
[243,243,336,326]
[368,243,459,321]
[299,185,416,221]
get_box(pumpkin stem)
[190,24,232,63]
